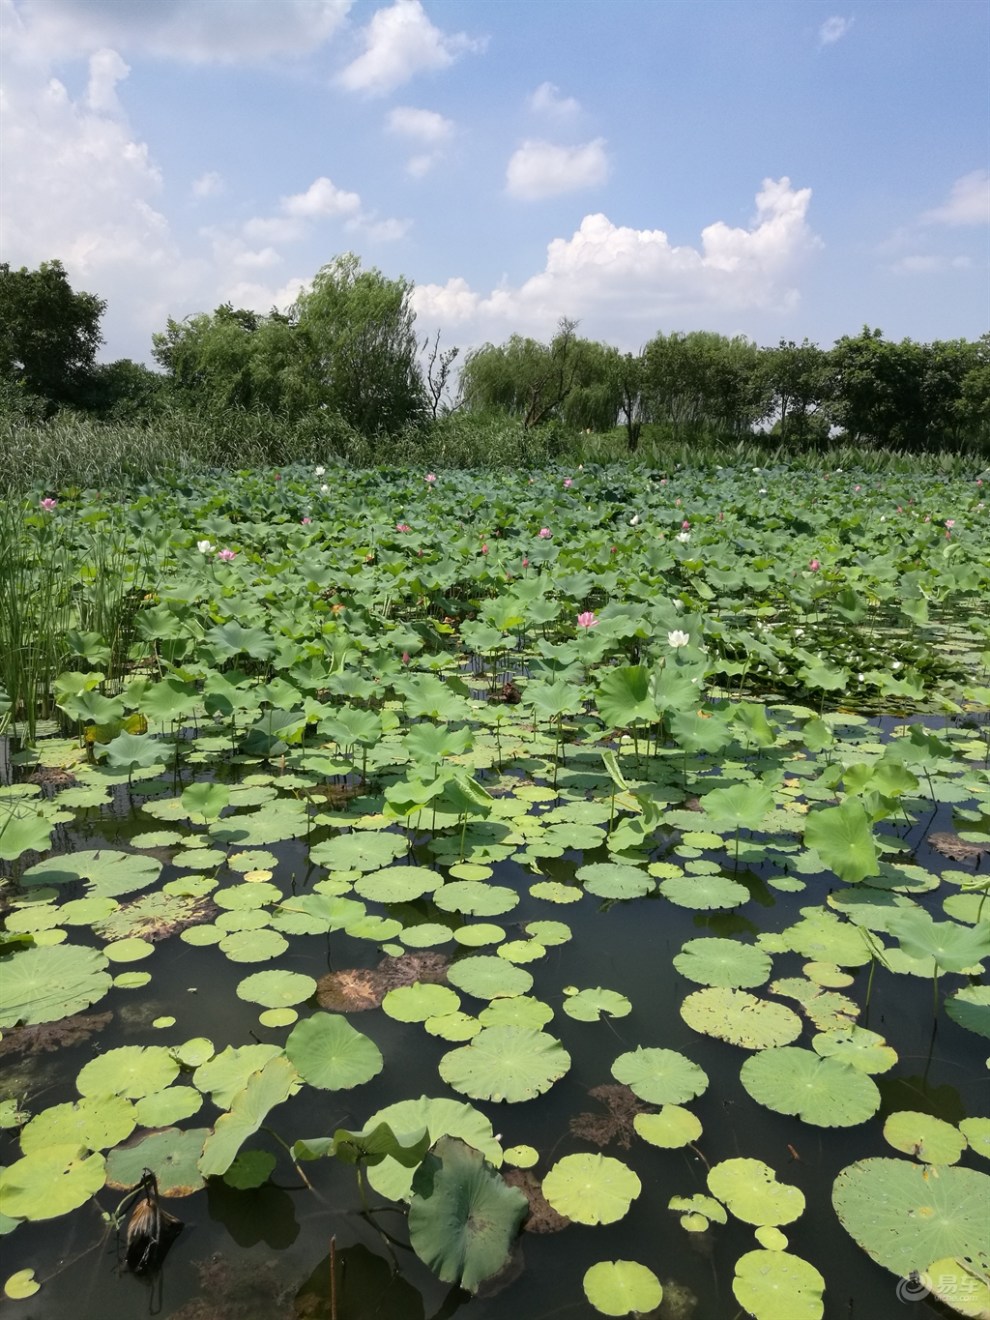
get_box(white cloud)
[413,178,820,347]
[528,81,580,118]
[386,104,454,143]
[281,175,361,219]
[892,254,973,274]
[192,170,225,199]
[10,0,353,63]
[819,16,853,45]
[338,0,482,96]
[506,138,608,200]
[922,169,990,227]
[84,47,129,112]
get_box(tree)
[291,254,424,436]
[757,339,829,443]
[0,260,105,410]
[641,331,767,439]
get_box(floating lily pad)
[4,1268,40,1299]
[733,1249,825,1320]
[23,850,162,899]
[811,1028,897,1074]
[133,1086,203,1128]
[680,988,803,1050]
[583,1260,663,1316]
[832,1158,990,1278]
[542,1152,641,1225]
[193,1044,282,1106]
[236,970,317,1009]
[959,1117,990,1161]
[668,1192,728,1232]
[19,1095,135,1155]
[528,881,582,904]
[311,831,407,872]
[447,956,533,1001]
[434,881,519,916]
[562,987,632,1022]
[497,939,546,963]
[223,1149,277,1190]
[0,1145,105,1222]
[708,1158,805,1226]
[103,937,155,963]
[883,1111,966,1164]
[611,1047,708,1105]
[400,922,454,948]
[674,938,772,989]
[0,944,111,1028]
[285,1013,383,1090]
[218,928,288,963]
[945,985,990,1039]
[661,874,749,910]
[354,866,443,903]
[478,997,554,1029]
[383,983,461,1022]
[439,1027,570,1103]
[577,862,653,900]
[634,1106,703,1149]
[503,1145,538,1169]
[453,923,505,947]
[425,1011,480,1041]
[740,1048,880,1127]
[77,1044,179,1099]
[106,1127,210,1196]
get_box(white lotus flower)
[629,514,640,526]
[676,531,691,543]
[196,539,214,554]
[667,629,690,648]
[315,465,326,476]
[320,483,329,494]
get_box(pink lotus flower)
[401,651,410,665]
[808,558,821,572]
[563,477,573,488]
[39,497,57,511]
[425,472,437,483]
[217,548,237,561]
[681,519,691,531]
[480,543,489,555]
[577,611,599,629]
[945,519,955,529]
[538,527,551,539]
[301,517,311,525]
[396,522,411,533]
[521,557,529,568]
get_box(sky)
[1,0,988,367]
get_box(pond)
[0,464,988,1319]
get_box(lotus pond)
[1,463,988,1320]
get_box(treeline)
[2,257,988,458]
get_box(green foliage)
[0,260,104,411]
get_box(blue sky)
[1,0,987,366]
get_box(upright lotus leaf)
[403,722,473,768]
[204,621,277,661]
[611,1047,708,1105]
[707,1158,805,1226]
[732,1250,825,1320]
[285,1013,384,1090]
[832,1158,990,1279]
[0,944,111,1027]
[408,1137,528,1294]
[885,909,989,974]
[193,1044,282,1106]
[438,1027,570,1103]
[181,782,230,823]
[583,1261,663,1317]
[106,1127,210,1196]
[294,1121,431,1170]
[99,731,166,773]
[542,1152,641,1225]
[803,799,879,883]
[740,1048,880,1127]
[945,985,990,1038]
[364,1097,503,1202]
[0,810,55,862]
[199,1054,301,1177]
[0,1145,105,1222]
[595,665,659,729]
[393,674,471,721]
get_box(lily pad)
[446,955,534,1001]
[133,1086,203,1128]
[4,1268,40,1299]
[23,849,162,899]
[106,1127,209,1196]
[199,1055,300,1177]
[382,983,461,1022]
[236,970,317,1009]
[193,1044,282,1106]
[577,862,653,900]
[633,1106,703,1149]
[434,881,519,917]
[660,874,749,910]
[583,1260,663,1316]
[0,944,111,1028]
[542,1152,641,1225]
[707,1158,805,1226]
[832,1157,990,1278]
[365,1096,503,1202]
[740,1048,880,1127]
[77,1044,179,1099]
[439,1027,570,1103]
[733,1249,825,1320]
[883,1111,966,1165]
[562,987,633,1022]
[285,1013,383,1090]
[681,988,803,1050]
[945,985,990,1038]
[612,1046,709,1105]
[674,938,772,988]
[811,1027,897,1074]
[0,1145,105,1222]
[19,1095,135,1155]
[354,865,443,903]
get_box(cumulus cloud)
[528,81,580,118]
[891,254,973,274]
[10,0,353,63]
[242,175,406,246]
[819,16,853,45]
[922,169,990,227]
[386,104,454,176]
[412,178,821,347]
[192,170,225,199]
[338,0,482,95]
[84,47,129,112]
[506,138,608,200]
[281,175,362,219]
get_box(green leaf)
[77,1044,179,1099]
[364,1097,502,1203]
[409,1136,528,1294]
[611,1047,708,1105]
[708,1158,805,1226]
[0,1145,105,1222]
[438,1027,570,1103]
[674,938,772,989]
[732,1250,825,1320]
[0,943,111,1027]
[803,799,879,883]
[740,1047,880,1127]
[882,1111,966,1165]
[285,1013,384,1090]
[583,1260,663,1316]
[542,1152,641,1225]
[106,1127,209,1197]
[199,1055,300,1177]
[681,988,803,1050]
[702,782,774,832]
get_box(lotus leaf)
[193,1044,282,1106]
[680,986,802,1050]
[529,880,582,904]
[133,1086,203,1127]
[23,849,162,899]
[803,799,880,883]
[0,1145,105,1222]
[236,970,316,1008]
[425,1012,480,1041]
[886,909,990,973]
[401,922,455,947]
[945,985,990,1038]
[562,987,632,1022]
[223,1149,277,1189]
[199,1055,300,1176]
[920,1256,990,1320]
[668,1192,728,1231]
[660,873,749,909]
[503,1145,538,1168]
[354,865,443,903]
[218,928,288,962]
[0,944,111,1028]
[383,983,461,1022]
[365,1097,502,1202]
[611,1047,708,1105]
[285,1013,384,1090]
[577,861,653,900]
[77,1044,179,1098]
[583,1260,663,1316]
[832,1158,990,1278]
[19,1095,135,1155]
[883,1111,966,1165]
[103,937,155,963]
[674,938,772,988]
[740,1047,880,1127]
[708,1158,805,1226]
[409,1136,528,1293]
[732,1249,825,1320]
[542,1152,641,1225]
[478,996,554,1029]
[439,1026,570,1102]
[959,1117,990,1161]
[634,1105,702,1149]
[434,881,519,916]
[3,1268,40,1299]
[447,955,534,1000]
[311,831,408,872]
[811,1027,897,1074]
